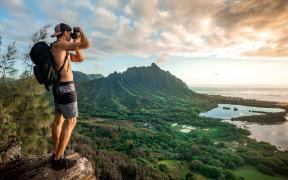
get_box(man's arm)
[77,27,90,50]
[70,50,84,62]
[70,32,85,62]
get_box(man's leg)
[54,117,77,160]
[52,114,64,154]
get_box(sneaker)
[51,155,77,170]
[49,149,74,162]
[50,153,56,162]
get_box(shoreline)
[206,93,288,110]
[195,90,288,109]
[200,91,288,124]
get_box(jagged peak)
[125,63,160,71]
[150,62,159,68]
[108,71,120,77]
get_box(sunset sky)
[0,0,288,87]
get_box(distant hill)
[73,71,104,83]
[76,63,200,115]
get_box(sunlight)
[201,18,211,30]
[257,32,271,40]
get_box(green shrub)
[257,164,274,176]
[189,160,204,171]
[158,164,169,172]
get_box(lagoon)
[200,104,288,150]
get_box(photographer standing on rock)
[50,23,90,169]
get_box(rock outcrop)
[0,136,21,164]
[0,143,96,180]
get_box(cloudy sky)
[0,0,288,87]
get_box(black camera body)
[71,28,80,39]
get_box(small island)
[231,112,287,124]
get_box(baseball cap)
[51,23,72,37]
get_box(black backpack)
[29,41,68,91]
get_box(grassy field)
[157,160,208,180]
[232,166,288,180]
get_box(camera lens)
[71,31,77,39]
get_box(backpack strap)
[52,52,69,91]
[50,40,69,74]
[57,52,69,74]
[50,40,59,48]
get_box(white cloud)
[124,5,133,16]
[130,0,159,20]
[90,7,118,31]
[36,0,80,25]
[156,53,169,64]
[0,0,33,20]
[102,0,119,9]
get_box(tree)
[19,78,52,155]
[0,82,16,153]
[189,160,204,171]
[18,39,53,154]
[0,42,17,81]
[158,164,169,172]
[199,165,222,179]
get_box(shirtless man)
[50,23,89,169]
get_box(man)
[50,23,90,169]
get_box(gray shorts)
[53,81,78,119]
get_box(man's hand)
[70,27,86,62]
[76,27,89,50]
[73,27,83,33]
[73,32,81,43]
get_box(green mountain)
[88,74,104,80]
[76,63,204,118]
[73,71,104,83]
[74,63,288,180]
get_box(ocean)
[190,87,288,103]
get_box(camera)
[71,27,80,39]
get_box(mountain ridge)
[73,71,104,83]
[75,63,200,116]
[80,63,194,96]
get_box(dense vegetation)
[0,78,52,155]
[69,64,288,179]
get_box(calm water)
[223,119,288,151]
[192,87,288,103]
[199,104,285,119]
[200,104,288,151]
